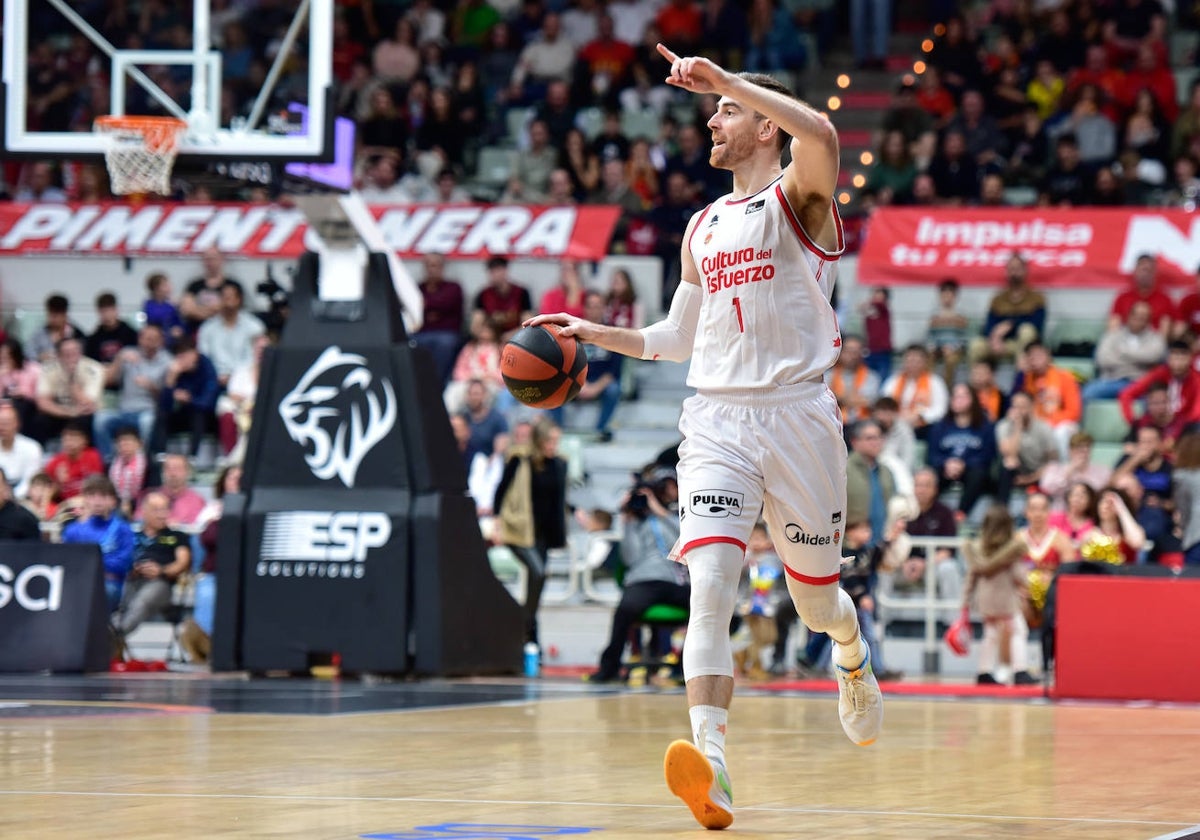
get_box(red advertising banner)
[0,203,623,260]
[858,208,1200,289]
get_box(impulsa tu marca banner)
[859,207,1200,289]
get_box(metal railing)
[875,534,966,674]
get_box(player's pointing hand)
[656,43,729,95]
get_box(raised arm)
[656,43,839,230]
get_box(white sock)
[689,705,728,767]
[832,633,866,672]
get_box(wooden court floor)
[0,677,1198,839]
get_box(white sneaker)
[663,740,734,830]
[835,640,883,746]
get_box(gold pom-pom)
[1027,568,1051,612]
[1080,534,1123,565]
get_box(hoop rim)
[93,115,188,131]
[94,115,188,156]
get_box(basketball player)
[526,44,881,830]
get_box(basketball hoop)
[94,115,188,196]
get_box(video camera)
[256,264,291,334]
[622,465,677,519]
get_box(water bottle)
[523,642,540,678]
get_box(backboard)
[2,0,334,162]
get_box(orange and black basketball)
[501,324,588,409]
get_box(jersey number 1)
[732,297,744,333]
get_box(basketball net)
[94,115,187,196]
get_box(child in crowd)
[21,472,59,523]
[61,474,136,613]
[108,427,147,517]
[927,278,970,386]
[576,507,619,575]
[733,522,787,680]
[444,320,507,415]
[142,272,185,347]
[833,518,905,681]
[470,430,510,531]
[44,421,103,501]
[963,505,1037,685]
[860,286,893,381]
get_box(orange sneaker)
[663,740,733,830]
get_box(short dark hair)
[1056,132,1079,147]
[113,426,141,441]
[146,272,169,294]
[61,419,91,439]
[873,396,900,412]
[221,279,245,301]
[938,278,959,292]
[80,474,117,498]
[1136,253,1158,265]
[850,419,881,440]
[1,337,25,368]
[174,335,197,354]
[45,294,69,314]
[486,256,509,270]
[1169,339,1192,353]
[95,292,117,309]
[737,71,798,151]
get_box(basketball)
[501,324,588,409]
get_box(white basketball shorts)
[675,380,847,585]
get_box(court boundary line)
[0,789,1189,829]
[1150,825,1200,840]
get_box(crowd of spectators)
[865,1,1200,209]
[0,0,834,274]
[826,247,1200,682]
[0,249,262,569]
[431,255,645,526]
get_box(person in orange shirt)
[1014,342,1081,459]
[825,335,880,424]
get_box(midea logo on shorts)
[783,523,837,545]
[279,346,397,488]
[689,490,744,518]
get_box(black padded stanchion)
[214,239,522,676]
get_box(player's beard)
[709,131,755,170]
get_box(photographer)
[588,465,689,683]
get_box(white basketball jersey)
[686,177,845,391]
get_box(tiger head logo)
[279,346,397,488]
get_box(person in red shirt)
[1109,253,1176,337]
[578,14,635,104]
[1126,381,1190,459]
[1117,43,1177,123]
[915,66,956,128]
[1119,340,1200,430]
[413,253,465,386]
[470,256,533,341]
[654,0,702,50]
[1174,265,1200,338]
[43,420,103,501]
[539,260,587,319]
[1065,44,1125,123]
